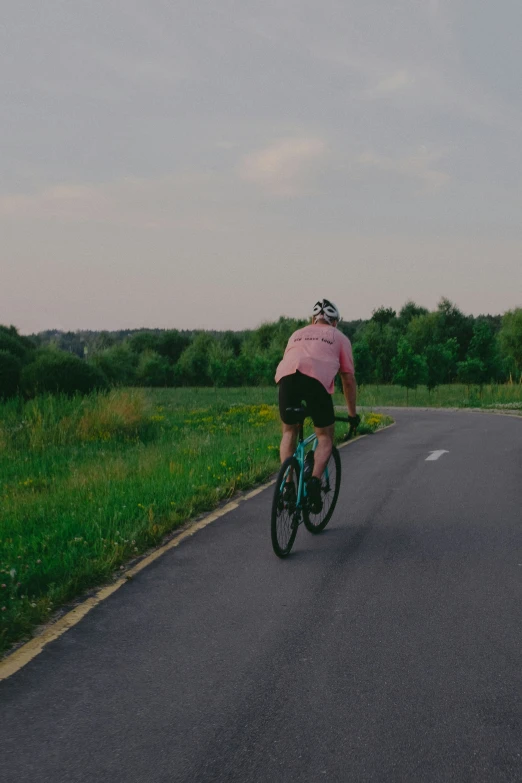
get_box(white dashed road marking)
[426,450,449,461]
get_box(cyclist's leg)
[312,424,334,478]
[278,373,300,466]
[280,422,299,463]
[301,373,335,478]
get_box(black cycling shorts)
[278,371,335,428]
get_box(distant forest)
[1,298,522,398]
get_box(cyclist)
[275,299,358,512]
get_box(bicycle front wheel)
[303,445,341,534]
[271,457,300,558]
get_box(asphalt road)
[2,410,521,783]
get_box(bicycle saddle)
[285,406,308,424]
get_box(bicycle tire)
[303,445,341,534]
[271,457,300,558]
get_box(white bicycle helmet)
[312,299,340,325]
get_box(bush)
[21,351,108,397]
[176,333,215,385]
[89,344,138,386]
[457,358,487,388]
[499,308,522,374]
[0,350,22,398]
[157,330,191,364]
[75,390,150,442]
[135,351,170,387]
[128,331,162,355]
[0,326,33,361]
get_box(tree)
[0,351,22,398]
[157,330,191,364]
[128,331,162,355]
[208,343,241,387]
[338,320,364,341]
[234,353,253,386]
[397,301,429,330]
[360,320,399,383]
[352,341,374,385]
[253,322,278,351]
[406,312,439,355]
[425,339,458,392]
[371,306,397,328]
[21,351,107,396]
[89,344,138,386]
[467,318,501,381]
[136,351,170,387]
[91,331,116,352]
[499,309,522,375]
[392,339,427,403]
[0,326,32,361]
[220,331,243,357]
[435,298,473,361]
[457,358,487,393]
[176,333,215,385]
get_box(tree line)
[1,298,522,399]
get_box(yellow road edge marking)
[0,489,275,680]
[243,481,275,500]
[0,585,123,681]
[123,501,240,580]
[338,433,367,449]
[1,422,395,681]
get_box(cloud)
[0,173,220,229]
[360,68,415,99]
[239,137,326,196]
[0,185,108,221]
[358,147,450,191]
[374,69,411,93]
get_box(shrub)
[157,330,191,364]
[457,358,487,388]
[0,350,22,398]
[89,344,138,386]
[76,390,150,441]
[0,326,33,361]
[128,331,162,355]
[21,351,108,397]
[499,308,522,373]
[392,338,427,402]
[135,351,170,387]
[176,333,215,385]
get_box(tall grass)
[0,387,390,654]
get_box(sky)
[1,0,522,333]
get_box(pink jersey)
[275,324,355,394]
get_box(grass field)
[345,383,522,410]
[0,387,390,654]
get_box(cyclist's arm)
[340,371,357,418]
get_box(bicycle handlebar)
[335,414,361,427]
[335,413,361,440]
[334,414,361,427]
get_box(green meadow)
[349,383,522,410]
[0,387,390,654]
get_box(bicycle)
[271,407,361,558]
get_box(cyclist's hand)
[348,414,361,431]
[341,414,361,441]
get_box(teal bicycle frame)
[293,431,318,509]
[279,421,326,514]
[279,411,355,512]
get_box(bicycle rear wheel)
[303,446,341,534]
[271,457,300,558]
